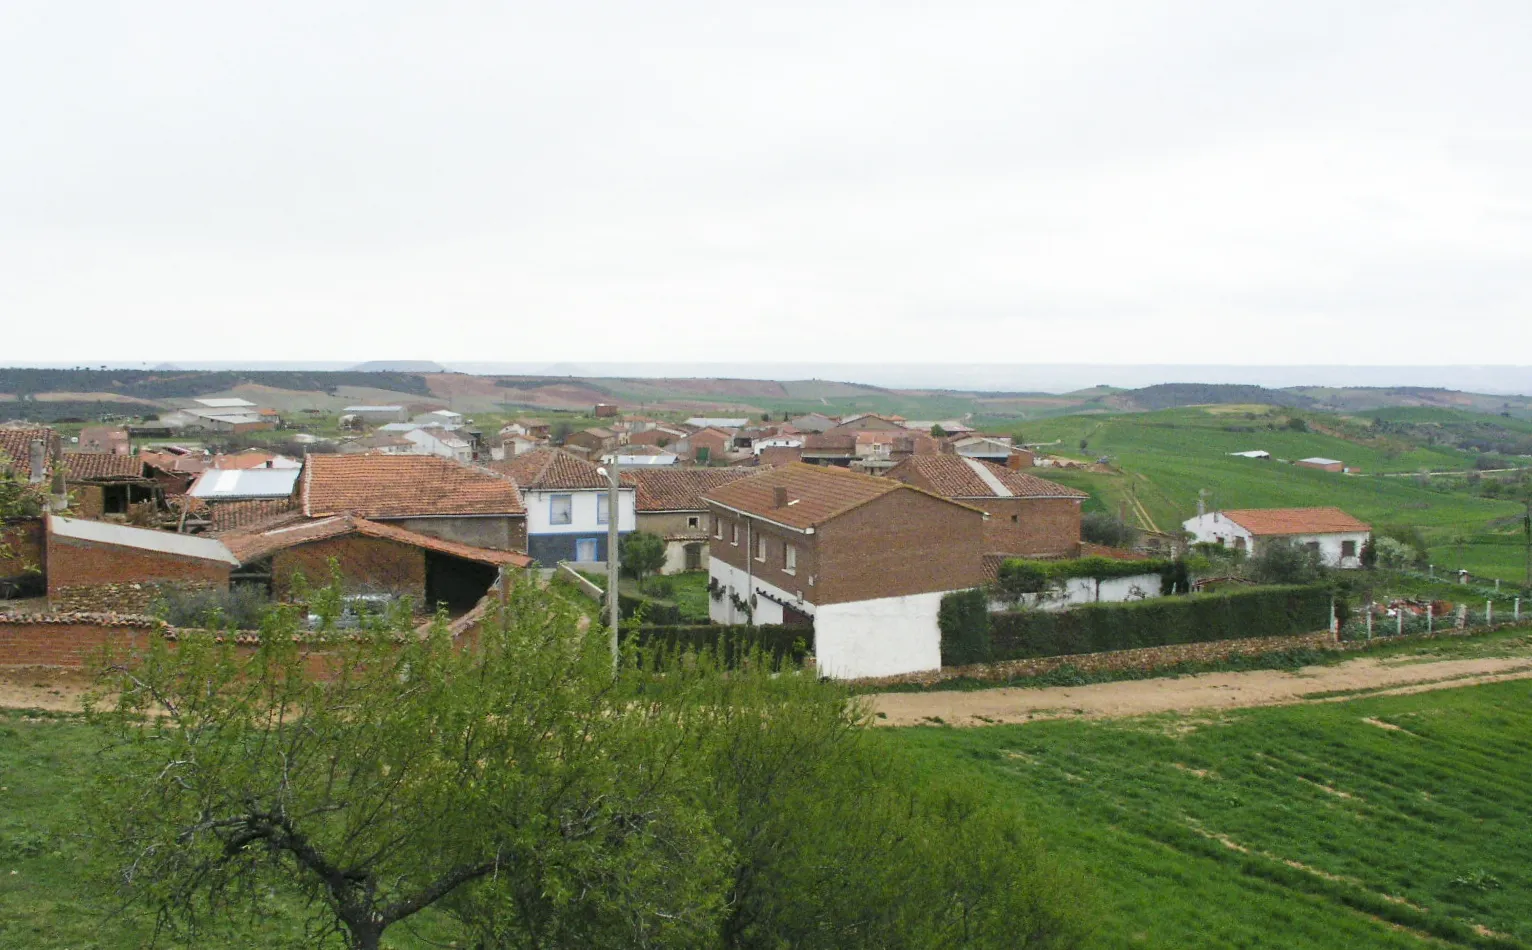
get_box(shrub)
[153,584,269,630]
[620,531,667,583]
[1247,539,1326,585]
[1081,511,1139,548]
[622,623,813,667]
[938,589,991,666]
[988,584,1332,661]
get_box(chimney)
[773,486,788,508]
[28,439,46,484]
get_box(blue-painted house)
[491,449,635,565]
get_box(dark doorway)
[425,553,499,615]
[782,605,812,626]
[684,543,703,571]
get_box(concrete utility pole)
[601,460,622,669]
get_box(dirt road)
[868,655,1532,727]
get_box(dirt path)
[868,655,1532,727]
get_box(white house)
[752,436,803,457]
[413,409,465,427]
[950,435,1013,463]
[492,449,635,565]
[403,426,473,463]
[1182,507,1371,568]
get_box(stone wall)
[51,579,221,614]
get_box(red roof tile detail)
[629,467,764,512]
[219,514,532,567]
[701,462,977,529]
[60,453,147,480]
[890,456,1088,499]
[0,427,57,475]
[302,455,524,518]
[487,448,610,490]
[1221,507,1371,536]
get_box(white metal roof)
[378,422,423,432]
[49,515,238,564]
[1229,450,1271,458]
[1299,457,1344,465]
[344,405,404,412]
[189,467,302,499]
[195,397,257,409]
[686,417,748,429]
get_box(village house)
[61,453,159,518]
[138,445,208,495]
[947,435,1014,464]
[402,426,473,462]
[1296,457,1347,473]
[209,450,302,470]
[629,468,761,574]
[702,463,987,678]
[675,427,732,464]
[503,420,552,440]
[489,448,634,566]
[413,409,465,427]
[338,434,416,456]
[1181,507,1371,568]
[593,403,620,418]
[626,425,689,449]
[76,426,130,455]
[601,445,680,467]
[44,514,238,612]
[685,417,748,430]
[343,405,409,424]
[302,454,527,552]
[561,427,619,459]
[886,455,1089,558]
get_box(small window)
[574,538,598,562]
[1010,514,1018,523]
[714,517,723,539]
[596,494,610,525]
[1306,541,1321,553]
[756,536,767,562]
[731,523,739,545]
[1341,540,1357,558]
[687,516,700,529]
[784,544,797,574]
[1234,537,1246,551]
[550,494,573,525]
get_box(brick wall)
[815,490,986,606]
[46,535,231,601]
[72,485,106,520]
[272,534,426,601]
[53,580,219,614]
[709,514,819,601]
[1,518,45,583]
[0,615,161,669]
[981,497,1081,557]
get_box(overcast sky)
[3,1,1530,368]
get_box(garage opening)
[424,552,500,615]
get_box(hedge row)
[617,592,685,626]
[621,623,814,666]
[979,584,1332,663]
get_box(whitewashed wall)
[707,558,798,625]
[816,591,945,679]
[991,573,1164,613]
[524,489,636,534]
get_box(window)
[687,516,700,529]
[596,493,609,525]
[549,494,572,525]
[714,517,723,539]
[1234,537,1246,552]
[1305,541,1321,554]
[784,544,797,574]
[574,538,598,562]
[731,523,739,545]
[1010,514,1018,523]
[756,536,767,562]
[1341,540,1357,559]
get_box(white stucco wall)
[524,488,636,534]
[1182,513,1368,568]
[994,573,1164,612]
[815,591,946,680]
[708,557,804,626]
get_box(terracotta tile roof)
[630,467,765,512]
[890,456,1088,500]
[487,448,609,490]
[203,497,300,532]
[1221,507,1371,536]
[209,450,301,470]
[140,449,208,474]
[59,453,147,480]
[219,514,532,567]
[701,462,978,530]
[0,427,56,474]
[801,433,857,453]
[302,455,525,518]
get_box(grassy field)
[890,680,1532,948]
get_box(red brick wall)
[980,497,1081,557]
[46,535,231,599]
[758,446,804,465]
[813,490,986,605]
[272,535,426,602]
[708,512,819,601]
[0,618,338,676]
[72,485,106,520]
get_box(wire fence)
[1339,600,1526,642]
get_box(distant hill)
[351,360,447,373]
[0,368,434,402]
[1118,384,1316,411]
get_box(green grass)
[888,681,1532,948]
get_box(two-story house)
[886,455,1089,558]
[702,463,986,678]
[491,449,634,565]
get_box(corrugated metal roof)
[195,397,257,408]
[344,405,404,412]
[685,417,748,429]
[49,515,238,564]
[189,467,302,499]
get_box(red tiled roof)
[203,497,300,531]
[0,427,56,475]
[302,455,525,518]
[630,467,764,512]
[219,514,532,567]
[140,449,208,474]
[801,433,857,453]
[701,462,978,530]
[209,450,300,470]
[488,448,609,490]
[1221,507,1371,536]
[60,453,147,480]
[889,456,1088,500]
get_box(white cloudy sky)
[3,1,1530,366]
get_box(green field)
[890,680,1532,948]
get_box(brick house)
[886,455,1088,558]
[77,426,130,455]
[675,427,732,464]
[627,425,689,449]
[301,455,527,552]
[45,515,237,611]
[629,468,762,574]
[60,453,160,519]
[702,463,986,679]
[562,427,619,459]
[489,449,633,566]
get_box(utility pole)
[603,459,622,670]
[1523,495,1531,590]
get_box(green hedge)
[938,589,991,666]
[987,584,1331,661]
[995,556,1184,600]
[622,623,813,666]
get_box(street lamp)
[596,461,620,669]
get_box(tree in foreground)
[619,530,668,585]
[87,579,1089,949]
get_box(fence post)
[1496,579,1501,592]
[1517,597,1522,623]
[1429,563,1434,579]
[1487,600,1493,626]
[1427,607,1433,635]
[1397,610,1403,637]
[1329,597,1337,634]
[1458,604,1467,629]
[1366,608,1373,640]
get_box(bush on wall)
[938,589,991,667]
